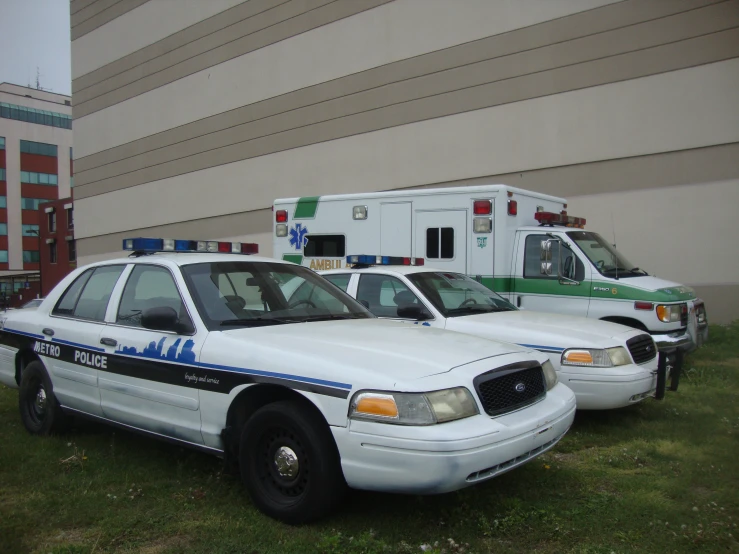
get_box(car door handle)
[42,328,54,337]
[516,296,522,308]
[100,337,117,347]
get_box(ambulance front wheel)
[18,361,69,435]
[239,400,346,524]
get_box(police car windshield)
[181,261,373,330]
[407,272,516,318]
[567,231,645,278]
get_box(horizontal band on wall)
[71,0,151,41]
[72,24,739,199]
[72,0,394,117]
[72,0,734,177]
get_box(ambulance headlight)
[349,387,478,425]
[656,304,681,323]
[542,360,558,390]
[561,347,630,368]
[275,224,288,237]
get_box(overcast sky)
[0,0,71,95]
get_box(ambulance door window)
[357,274,422,318]
[523,235,583,281]
[426,228,454,259]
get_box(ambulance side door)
[512,231,591,317]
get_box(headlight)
[541,360,558,390]
[656,304,681,323]
[561,347,631,368]
[349,387,478,425]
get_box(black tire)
[239,400,346,524]
[19,361,69,435]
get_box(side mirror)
[397,305,432,321]
[540,239,555,276]
[359,299,370,309]
[141,306,190,333]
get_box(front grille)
[474,362,546,417]
[626,334,657,364]
[680,303,688,327]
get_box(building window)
[23,250,40,263]
[21,198,43,210]
[20,140,58,157]
[0,102,72,129]
[22,224,39,236]
[67,207,74,229]
[0,196,5,208]
[49,242,57,264]
[68,240,76,262]
[69,146,73,159]
[0,251,7,263]
[20,171,58,186]
[0,169,5,181]
[48,211,56,232]
[0,223,6,235]
[0,136,4,149]
[70,177,74,187]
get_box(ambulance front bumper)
[651,329,693,351]
[332,383,576,494]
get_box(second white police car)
[313,256,661,410]
[0,238,575,523]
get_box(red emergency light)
[534,211,586,228]
[275,210,288,223]
[473,200,492,215]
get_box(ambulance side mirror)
[540,239,555,276]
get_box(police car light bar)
[122,238,259,255]
[534,211,586,228]
[346,255,424,266]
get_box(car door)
[97,263,205,445]
[513,232,591,317]
[44,264,127,417]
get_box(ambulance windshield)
[181,261,373,330]
[407,272,516,318]
[567,231,647,278]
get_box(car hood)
[211,318,535,384]
[594,275,696,302]
[445,310,641,350]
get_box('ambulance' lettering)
[74,349,108,369]
[33,341,61,358]
[309,259,350,270]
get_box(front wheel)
[239,400,346,524]
[19,361,69,435]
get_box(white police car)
[0,238,575,523]
[315,256,662,410]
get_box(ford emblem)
[646,345,652,352]
[515,382,526,393]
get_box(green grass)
[2,324,738,554]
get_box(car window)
[356,274,422,318]
[324,274,351,292]
[181,261,371,330]
[117,265,187,328]
[56,265,125,321]
[407,272,516,317]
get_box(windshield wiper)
[220,316,297,327]
[295,314,361,322]
[448,305,503,315]
[629,267,648,275]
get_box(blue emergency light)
[346,255,424,266]
[122,238,259,255]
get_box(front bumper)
[332,384,576,494]
[651,329,693,352]
[559,362,658,410]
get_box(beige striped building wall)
[71,0,739,323]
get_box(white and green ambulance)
[273,185,708,352]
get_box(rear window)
[304,235,345,257]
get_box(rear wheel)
[239,400,345,524]
[19,361,68,435]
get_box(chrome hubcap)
[34,387,47,415]
[273,446,299,479]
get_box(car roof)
[320,265,449,276]
[83,253,293,269]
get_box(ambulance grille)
[473,362,546,417]
[626,334,657,365]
